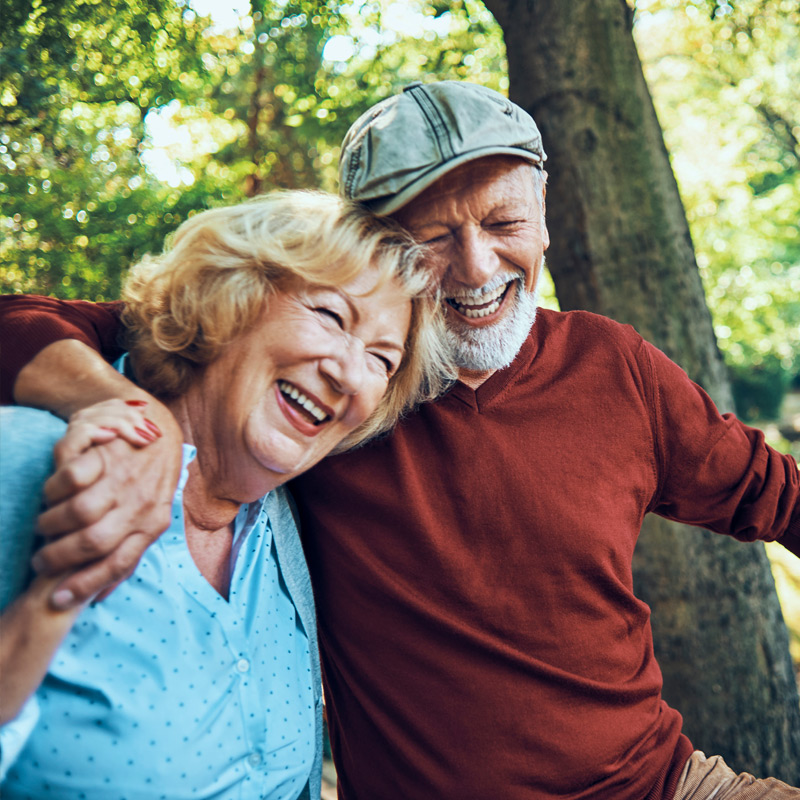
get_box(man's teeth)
[278,381,328,423]
[448,283,507,318]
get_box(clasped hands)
[32,398,183,609]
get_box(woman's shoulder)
[0,408,66,610]
[0,406,65,489]
[1,405,67,442]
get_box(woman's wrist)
[0,574,82,725]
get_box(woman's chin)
[241,431,329,492]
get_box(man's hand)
[32,401,184,610]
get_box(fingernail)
[100,426,119,433]
[31,553,44,572]
[125,400,148,407]
[51,589,76,610]
[134,426,156,442]
[144,419,162,437]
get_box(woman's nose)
[320,335,365,396]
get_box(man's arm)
[642,336,800,555]
[0,294,125,404]
[0,295,183,609]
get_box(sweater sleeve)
[642,339,800,558]
[0,295,125,405]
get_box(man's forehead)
[393,157,539,221]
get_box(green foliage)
[1,0,212,298]
[1,0,506,298]
[198,0,344,195]
[729,356,792,421]
[633,0,800,410]
[1,0,203,126]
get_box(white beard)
[443,268,541,373]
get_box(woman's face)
[185,267,412,500]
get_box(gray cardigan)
[0,406,323,800]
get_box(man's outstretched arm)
[0,295,183,609]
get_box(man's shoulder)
[535,307,643,349]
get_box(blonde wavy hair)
[121,190,454,451]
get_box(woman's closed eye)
[369,351,396,376]
[315,307,345,328]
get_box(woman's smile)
[275,380,333,434]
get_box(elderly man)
[2,81,800,799]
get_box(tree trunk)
[484,0,800,780]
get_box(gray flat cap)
[339,80,546,216]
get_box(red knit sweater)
[2,296,799,798]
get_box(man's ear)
[541,170,548,214]
[540,172,549,250]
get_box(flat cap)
[339,80,546,215]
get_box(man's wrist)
[15,340,152,418]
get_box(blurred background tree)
[634,0,799,423]
[631,0,800,682]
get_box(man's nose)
[451,227,499,289]
[320,335,365,397]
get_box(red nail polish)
[100,426,118,433]
[125,400,148,407]
[134,426,156,441]
[144,419,162,437]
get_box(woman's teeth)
[278,381,328,424]
[447,283,507,318]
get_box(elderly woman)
[0,190,450,799]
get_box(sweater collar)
[447,324,540,410]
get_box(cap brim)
[364,146,544,216]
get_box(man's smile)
[444,274,525,326]
[446,282,511,319]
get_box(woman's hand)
[50,398,163,458]
[31,399,184,610]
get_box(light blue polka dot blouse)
[1,439,317,800]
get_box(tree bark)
[484,0,800,780]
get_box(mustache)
[442,271,526,301]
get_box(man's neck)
[457,367,496,390]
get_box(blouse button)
[236,658,251,673]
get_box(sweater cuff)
[778,507,800,559]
